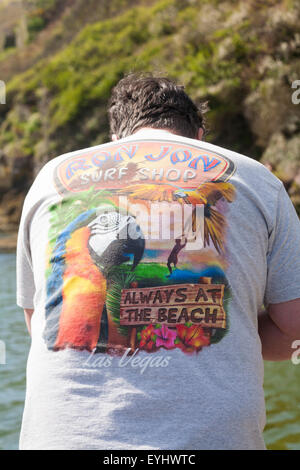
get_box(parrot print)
[44,204,145,352]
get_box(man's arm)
[258,298,300,361]
[24,309,34,336]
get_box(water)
[0,254,30,450]
[0,253,299,450]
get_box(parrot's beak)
[119,216,145,271]
[88,210,145,273]
[131,236,145,271]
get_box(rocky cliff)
[0,0,299,243]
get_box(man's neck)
[131,127,179,137]
[128,127,202,141]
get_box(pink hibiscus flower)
[154,324,177,349]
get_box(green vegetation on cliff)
[0,0,300,231]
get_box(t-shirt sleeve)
[264,183,300,306]
[16,195,35,309]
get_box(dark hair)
[108,73,207,139]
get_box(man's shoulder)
[200,140,283,193]
[42,140,116,169]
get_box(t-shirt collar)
[123,128,180,140]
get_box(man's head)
[108,73,207,141]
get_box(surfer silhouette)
[167,237,187,276]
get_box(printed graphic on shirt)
[44,139,236,356]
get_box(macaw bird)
[117,181,235,254]
[43,207,145,352]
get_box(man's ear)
[197,128,204,141]
[112,134,118,142]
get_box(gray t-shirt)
[16,129,300,450]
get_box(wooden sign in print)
[120,283,226,329]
